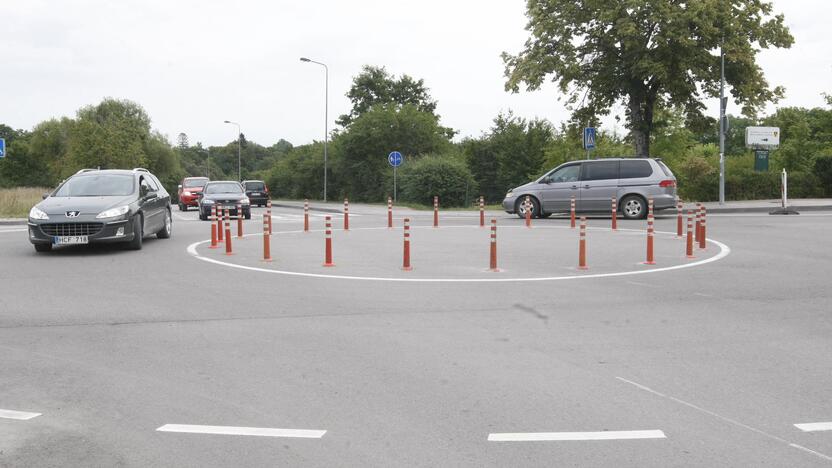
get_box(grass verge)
[0,187,48,218]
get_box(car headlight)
[183,191,192,196]
[29,206,49,220]
[241,197,250,204]
[506,190,513,197]
[96,205,129,219]
[201,199,215,204]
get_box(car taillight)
[659,179,676,188]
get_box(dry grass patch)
[0,187,49,218]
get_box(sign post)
[388,151,403,203]
[583,127,596,159]
[0,138,6,158]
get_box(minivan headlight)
[241,197,250,204]
[29,206,49,220]
[506,190,513,197]
[96,205,129,219]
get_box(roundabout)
[186,222,731,283]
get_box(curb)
[0,218,27,226]
[704,204,832,214]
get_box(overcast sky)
[3,0,829,147]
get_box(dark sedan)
[28,168,172,252]
[198,181,252,220]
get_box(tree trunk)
[628,92,652,158]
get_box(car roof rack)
[75,168,98,174]
[133,167,150,173]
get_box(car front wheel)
[127,215,143,250]
[515,197,540,219]
[157,209,172,239]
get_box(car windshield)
[205,183,242,194]
[53,174,135,197]
[245,182,265,191]
[184,178,208,188]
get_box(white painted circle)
[186,224,731,283]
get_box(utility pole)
[719,39,726,205]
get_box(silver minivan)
[502,158,677,220]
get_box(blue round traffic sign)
[388,151,403,167]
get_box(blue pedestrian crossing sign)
[583,128,596,150]
[0,138,6,158]
[388,151,403,167]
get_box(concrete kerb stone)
[0,218,27,226]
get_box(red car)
[177,177,209,211]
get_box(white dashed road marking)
[156,424,326,438]
[0,409,42,420]
[488,430,666,442]
[795,422,832,432]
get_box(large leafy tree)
[502,0,793,157]
[337,65,441,129]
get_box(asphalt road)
[1,204,831,467]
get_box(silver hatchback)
[502,158,677,220]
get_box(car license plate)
[53,236,89,245]
[251,192,260,196]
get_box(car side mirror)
[42,193,50,199]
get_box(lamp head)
[300,57,311,62]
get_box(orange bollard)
[224,210,233,256]
[524,195,532,228]
[611,197,618,231]
[209,204,218,249]
[489,218,499,272]
[479,196,485,227]
[695,202,702,244]
[578,216,588,270]
[570,195,576,228]
[262,214,271,262]
[402,217,412,271]
[344,198,350,231]
[699,206,707,250]
[237,203,243,239]
[686,210,695,259]
[387,196,393,229]
[648,197,654,219]
[217,206,224,241]
[323,215,335,267]
[676,200,683,238]
[304,199,310,233]
[433,196,439,228]
[643,213,655,265]
[266,200,272,235]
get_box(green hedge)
[399,155,476,207]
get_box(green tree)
[399,154,476,207]
[335,104,453,201]
[502,0,793,157]
[488,112,554,193]
[337,65,445,131]
[68,98,152,171]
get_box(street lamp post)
[300,57,328,202]
[223,120,242,181]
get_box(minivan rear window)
[620,160,653,179]
[657,161,675,178]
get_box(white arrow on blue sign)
[0,138,6,158]
[388,151,403,167]
[583,128,596,150]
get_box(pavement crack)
[514,303,549,324]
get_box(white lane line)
[186,225,731,283]
[795,422,832,432]
[488,430,666,442]
[0,409,42,420]
[616,377,832,463]
[0,228,27,234]
[156,424,326,438]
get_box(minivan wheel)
[515,197,540,219]
[621,195,646,220]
